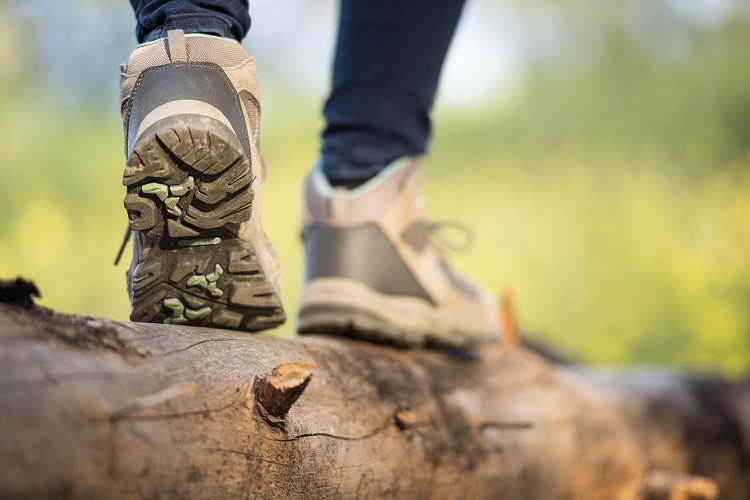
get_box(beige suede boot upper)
[299,158,500,347]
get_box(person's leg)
[119,3,286,331]
[130,0,250,43]
[299,0,500,348]
[321,0,466,186]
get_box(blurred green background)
[1,0,748,375]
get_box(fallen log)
[0,301,748,499]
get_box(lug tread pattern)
[124,122,285,332]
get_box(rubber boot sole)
[298,278,496,348]
[123,117,285,331]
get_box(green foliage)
[1,5,749,375]
[424,34,750,375]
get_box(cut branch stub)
[254,359,318,425]
[394,408,417,430]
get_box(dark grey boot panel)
[304,224,431,302]
[125,63,251,156]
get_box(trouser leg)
[321,0,467,186]
[129,0,251,43]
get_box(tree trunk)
[0,302,748,499]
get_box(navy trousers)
[130,0,465,184]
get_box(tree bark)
[0,302,748,499]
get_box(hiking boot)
[119,29,285,331]
[298,158,500,348]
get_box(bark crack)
[0,371,144,394]
[158,338,253,356]
[111,400,237,422]
[111,384,246,422]
[204,447,295,467]
[269,417,392,442]
[479,421,534,431]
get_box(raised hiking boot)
[119,29,285,331]
[298,158,500,348]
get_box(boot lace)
[425,220,474,254]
